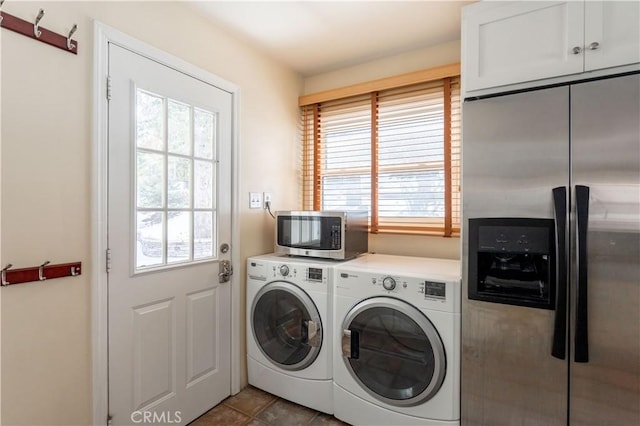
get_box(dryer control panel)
[336,270,460,313]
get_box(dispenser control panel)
[478,225,550,254]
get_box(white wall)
[304,39,460,93]
[1,2,301,425]
[304,40,462,260]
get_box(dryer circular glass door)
[251,281,323,371]
[341,297,446,407]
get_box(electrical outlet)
[263,192,272,209]
[249,192,262,209]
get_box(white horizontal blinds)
[376,80,447,234]
[449,77,462,235]
[317,95,372,219]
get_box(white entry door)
[107,43,232,426]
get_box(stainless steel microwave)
[274,211,368,260]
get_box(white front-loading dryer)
[247,253,348,414]
[333,254,461,425]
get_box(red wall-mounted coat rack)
[1,262,82,286]
[0,2,78,54]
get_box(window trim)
[299,63,460,106]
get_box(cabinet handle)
[588,42,600,50]
[572,46,583,55]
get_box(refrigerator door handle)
[552,186,568,360]
[575,185,590,363]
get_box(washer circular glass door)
[341,297,446,407]
[251,281,323,371]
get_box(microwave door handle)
[575,185,590,363]
[551,186,568,360]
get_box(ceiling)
[190,1,473,76]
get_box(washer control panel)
[271,263,327,286]
[247,255,340,293]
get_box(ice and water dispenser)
[468,218,556,309]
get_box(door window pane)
[194,212,214,259]
[136,211,164,268]
[168,156,191,209]
[168,100,191,155]
[136,91,164,151]
[195,160,213,209]
[137,152,164,208]
[167,212,191,263]
[194,109,215,159]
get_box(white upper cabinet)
[463,1,640,94]
[584,1,640,71]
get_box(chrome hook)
[33,8,44,38]
[70,265,80,276]
[67,24,77,51]
[0,0,5,25]
[1,263,12,286]
[38,260,50,281]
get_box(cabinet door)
[463,1,584,93]
[584,1,640,71]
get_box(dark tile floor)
[190,386,349,426]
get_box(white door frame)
[91,21,242,426]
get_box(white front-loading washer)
[247,253,348,414]
[333,254,461,425]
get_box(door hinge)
[106,75,112,101]
[106,248,112,274]
[107,414,113,426]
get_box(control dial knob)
[279,265,290,277]
[382,276,396,291]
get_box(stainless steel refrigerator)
[461,72,639,425]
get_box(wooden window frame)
[301,63,461,237]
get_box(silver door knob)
[572,46,583,55]
[588,42,600,50]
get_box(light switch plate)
[249,192,262,209]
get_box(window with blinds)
[301,75,460,237]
